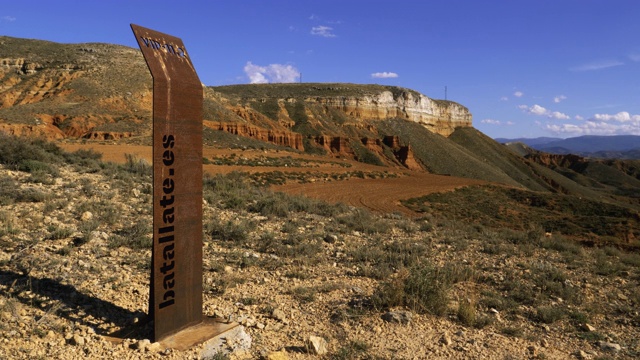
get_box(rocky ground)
[1,147,639,359]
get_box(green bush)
[123,153,151,176]
[371,261,472,316]
[535,306,566,324]
[500,326,524,338]
[207,218,255,243]
[203,172,255,210]
[16,188,50,203]
[337,208,389,234]
[18,159,60,177]
[0,133,64,169]
[47,225,73,240]
[76,219,100,246]
[349,239,429,280]
[110,221,152,249]
[457,298,477,327]
[290,286,316,303]
[0,177,19,205]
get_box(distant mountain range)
[495,135,640,159]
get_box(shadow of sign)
[0,270,148,339]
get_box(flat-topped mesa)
[303,89,472,137]
[211,84,473,137]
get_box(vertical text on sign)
[140,36,187,58]
[158,134,176,309]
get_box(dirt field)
[60,143,485,215]
[272,174,485,216]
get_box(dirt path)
[60,143,485,216]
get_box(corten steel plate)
[131,24,204,342]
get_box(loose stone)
[306,335,328,355]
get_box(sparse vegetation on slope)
[211,83,424,99]
[1,135,639,359]
[376,119,527,186]
[403,184,640,248]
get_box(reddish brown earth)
[59,143,485,215]
[272,174,485,216]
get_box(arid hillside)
[2,35,639,249]
[0,34,639,360]
[0,135,639,359]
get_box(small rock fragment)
[323,234,338,244]
[200,326,252,359]
[306,335,328,355]
[575,350,590,360]
[80,211,93,221]
[135,339,150,351]
[540,339,549,348]
[381,310,413,324]
[147,342,162,352]
[70,334,85,346]
[581,323,596,332]
[440,332,452,346]
[598,341,621,353]
[272,308,287,322]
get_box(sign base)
[104,317,238,351]
[159,318,239,351]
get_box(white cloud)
[629,54,640,62]
[575,115,584,121]
[545,121,640,136]
[243,61,300,84]
[520,104,570,120]
[371,72,398,79]
[1,16,16,22]
[553,95,567,103]
[544,111,640,136]
[311,26,336,38]
[550,111,570,120]
[593,111,640,122]
[529,104,548,116]
[500,96,509,101]
[481,119,513,126]
[513,91,524,98]
[570,60,624,72]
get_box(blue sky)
[2,0,639,139]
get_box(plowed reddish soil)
[272,174,485,216]
[60,143,485,215]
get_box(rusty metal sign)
[131,24,204,342]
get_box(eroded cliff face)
[302,90,472,137]
[0,37,152,140]
[204,121,304,150]
[0,36,472,153]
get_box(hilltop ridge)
[0,36,470,144]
